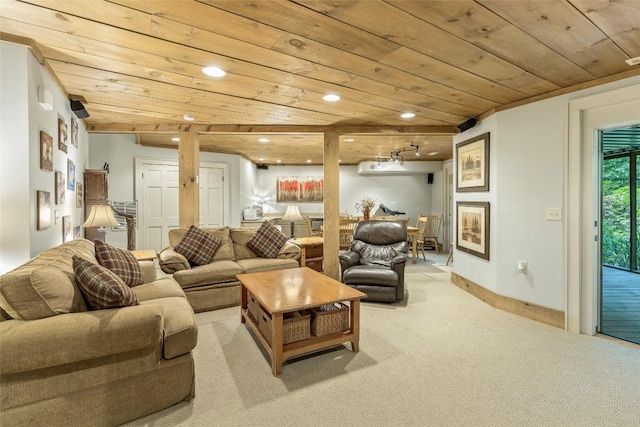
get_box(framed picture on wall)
[37,190,51,230]
[58,117,68,153]
[276,176,324,202]
[456,201,490,260]
[62,215,72,242]
[76,182,83,208]
[40,131,53,172]
[67,159,75,191]
[456,132,490,192]
[55,170,65,204]
[71,117,79,148]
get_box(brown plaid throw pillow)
[72,256,139,310]
[246,222,288,259]
[174,225,222,266]
[94,240,143,287]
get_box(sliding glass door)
[599,126,640,344]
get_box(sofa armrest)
[158,246,190,273]
[276,242,301,260]
[139,260,157,283]
[0,305,164,374]
[339,251,360,266]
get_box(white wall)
[254,164,438,223]
[88,134,247,248]
[453,74,640,312]
[1,42,88,274]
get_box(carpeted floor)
[125,258,640,427]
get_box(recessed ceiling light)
[323,94,340,102]
[339,159,342,163]
[171,137,180,142]
[258,138,269,143]
[183,114,195,121]
[344,138,354,142]
[625,56,640,66]
[202,66,226,77]
[276,159,282,163]
[401,112,416,119]
[428,151,439,156]
[306,159,312,163]
[258,157,265,161]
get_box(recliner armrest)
[390,253,407,269]
[339,251,360,266]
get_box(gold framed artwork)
[58,117,68,153]
[37,190,51,230]
[276,176,324,203]
[62,215,72,243]
[40,131,53,172]
[76,182,83,208]
[55,170,65,204]
[71,117,79,148]
[456,132,490,192]
[456,201,490,261]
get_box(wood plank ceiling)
[1,0,639,165]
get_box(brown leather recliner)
[339,220,408,303]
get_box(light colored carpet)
[125,261,639,427]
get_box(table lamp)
[82,204,119,242]
[282,205,303,238]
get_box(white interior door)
[139,161,180,252]
[136,158,229,252]
[199,165,224,227]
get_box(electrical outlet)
[546,208,562,221]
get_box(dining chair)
[415,216,429,261]
[422,214,443,255]
[339,218,359,250]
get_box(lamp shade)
[282,205,303,221]
[82,204,119,228]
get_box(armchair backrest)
[352,220,408,245]
[351,220,408,266]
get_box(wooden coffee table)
[238,267,366,376]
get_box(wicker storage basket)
[258,307,311,345]
[247,293,260,322]
[311,303,349,336]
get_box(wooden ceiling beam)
[86,123,458,135]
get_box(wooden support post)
[323,130,340,280]
[178,131,199,229]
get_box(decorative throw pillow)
[94,239,143,287]
[246,221,289,259]
[72,256,139,309]
[174,225,222,266]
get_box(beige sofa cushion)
[169,227,234,261]
[236,258,300,274]
[172,260,243,289]
[229,227,259,260]
[0,239,94,320]
[132,277,186,302]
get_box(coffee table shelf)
[238,267,366,376]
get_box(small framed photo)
[76,182,83,208]
[62,215,72,243]
[55,170,65,204]
[67,159,75,191]
[71,117,79,148]
[58,117,68,153]
[40,131,53,172]
[456,201,490,260]
[37,190,51,230]
[456,132,490,192]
